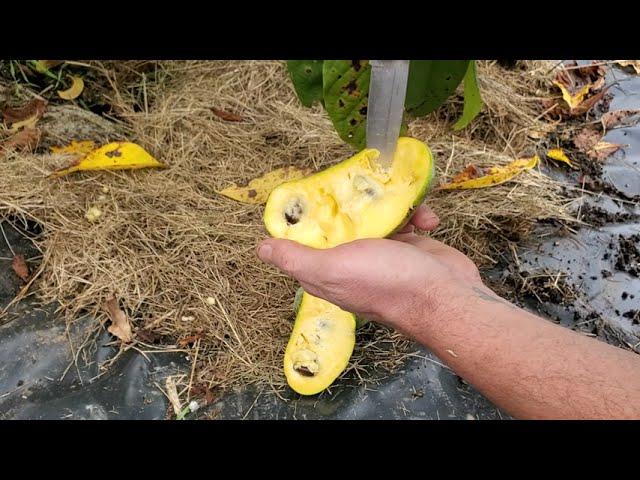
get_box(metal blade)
[366,60,410,169]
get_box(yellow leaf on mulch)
[49,142,166,178]
[546,148,574,168]
[553,81,592,110]
[57,76,85,100]
[50,140,96,156]
[34,60,63,73]
[616,60,640,75]
[104,296,133,343]
[218,166,313,204]
[437,155,539,191]
[587,141,625,161]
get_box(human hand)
[256,204,485,335]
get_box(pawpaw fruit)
[265,137,435,395]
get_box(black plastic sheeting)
[1,63,638,419]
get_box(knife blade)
[366,60,410,170]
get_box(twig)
[242,389,263,420]
[186,339,200,402]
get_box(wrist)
[387,277,476,339]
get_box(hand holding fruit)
[257,204,484,337]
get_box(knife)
[366,60,411,170]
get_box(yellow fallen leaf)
[50,140,96,155]
[546,148,574,167]
[218,166,313,204]
[104,296,133,343]
[616,60,640,75]
[437,155,539,190]
[34,60,63,73]
[553,81,592,110]
[57,75,85,100]
[49,142,166,178]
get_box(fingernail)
[257,243,273,263]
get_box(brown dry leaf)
[136,329,161,344]
[546,148,574,168]
[570,85,611,116]
[104,296,133,343]
[0,128,41,154]
[601,109,640,130]
[190,384,216,405]
[218,166,313,204]
[57,76,85,100]
[211,107,244,122]
[11,254,30,282]
[574,127,602,152]
[587,141,625,161]
[165,376,182,415]
[450,164,484,183]
[2,98,47,130]
[616,60,640,75]
[437,155,539,190]
[557,61,606,88]
[178,333,204,347]
[549,62,609,117]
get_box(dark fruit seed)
[284,200,304,225]
[295,366,315,377]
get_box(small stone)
[205,297,216,306]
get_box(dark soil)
[579,204,637,227]
[503,269,576,306]
[622,310,639,325]
[615,234,640,278]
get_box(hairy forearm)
[398,283,640,419]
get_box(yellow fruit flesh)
[264,137,434,395]
[284,292,356,396]
[263,137,433,248]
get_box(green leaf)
[405,60,470,117]
[453,61,483,131]
[287,60,324,107]
[323,60,371,150]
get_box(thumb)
[257,238,325,284]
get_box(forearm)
[399,283,640,419]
